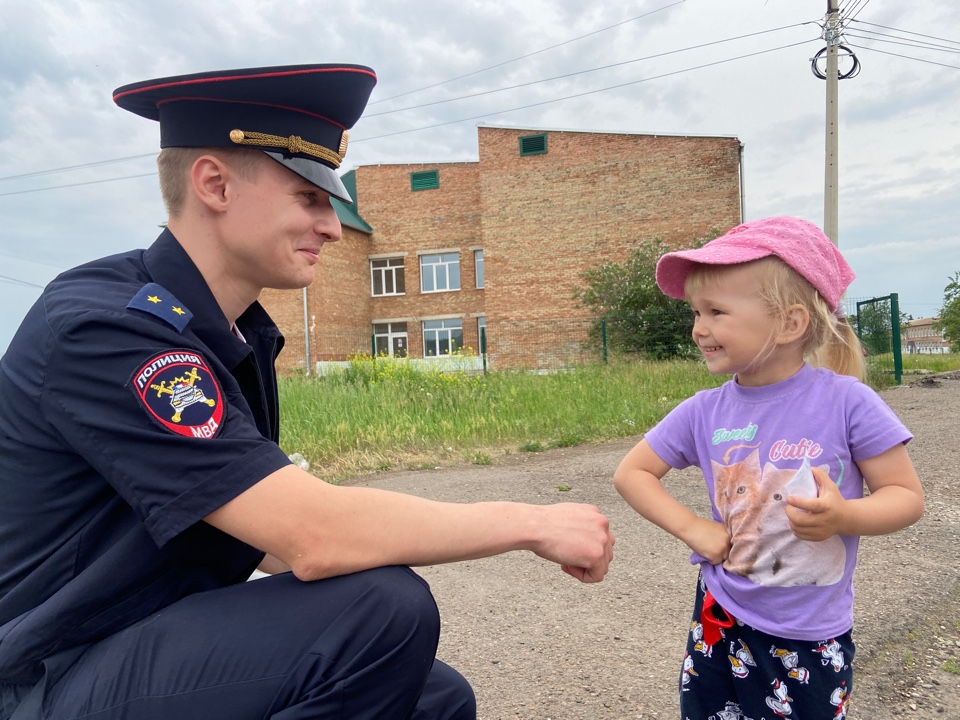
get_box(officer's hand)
[531,503,614,583]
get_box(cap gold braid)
[229,129,346,167]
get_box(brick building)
[261,126,743,373]
[902,317,950,354]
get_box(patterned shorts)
[679,574,855,720]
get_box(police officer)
[0,65,614,719]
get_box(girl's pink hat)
[655,216,855,312]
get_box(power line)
[0,40,817,180]
[845,42,960,71]
[849,19,960,48]
[845,31,960,56]
[355,39,814,143]
[0,27,818,192]
[838,0,866,27]
[0,252,65,270]
[369,0,686,106]
[0,16,801,189]
[364,23,812,119]
[848,0,872,24]
[0,274,46,289]
[0,153,157,182]
[0,172,157,198]
[842,0,872,25]
[840,0,867,20]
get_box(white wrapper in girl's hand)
[784,455,819,499]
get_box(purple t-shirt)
[644,363,912,640]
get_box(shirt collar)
[142,229,282,368]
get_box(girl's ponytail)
[811,312,866,382]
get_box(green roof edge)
[332,169,373,234]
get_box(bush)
[573,238,707,359]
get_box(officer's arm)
[205,464,614,583]
[257,554,291,575]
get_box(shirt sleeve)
[642,394,702,471]
[41,307,291,548]
[845,380,913,462]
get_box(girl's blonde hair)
[685,256,866,381]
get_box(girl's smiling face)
[688,264,802,387]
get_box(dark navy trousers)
[6,566,475,719]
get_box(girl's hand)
[684,517,732,565]
[785,467,847,541]
[787,444,923,539]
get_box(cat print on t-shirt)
[713,450,846,587]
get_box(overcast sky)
[1,0,958,353]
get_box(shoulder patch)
[127,283,193,333]
[130,350,224,439]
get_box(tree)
[852,299,893,355]
[573,237,709,360]
[935,271,960,352]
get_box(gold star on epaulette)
[147,295,161,303]
[172,306,186,316]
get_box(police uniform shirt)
[0,229,292,685]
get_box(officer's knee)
[413,660,477,720]
[249,568,444,714]
[351,566,441,661]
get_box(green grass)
[868,353,960,389]
[279,357,720,481]
[278,354,960,482]
[471,452,491,465]
[900,354,960,374]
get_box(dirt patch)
[351,373,960,719]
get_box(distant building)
[260,125,743,373]
[902,317,951,354]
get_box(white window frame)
[420,252,460,293]
[474,249,484,289]
[370,257,405,297]
[422,319,463,357]
[373,322,409,358]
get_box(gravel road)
[347,372,960,719]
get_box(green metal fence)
[852,294,903,387]
[279,300,905,385]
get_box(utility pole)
[824,0,840,246]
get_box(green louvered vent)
[410,169,440,191]
[519,133,547,156]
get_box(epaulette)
[126,282,193,333]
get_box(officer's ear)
[190,154,231,214]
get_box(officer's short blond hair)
[157,147,264,218]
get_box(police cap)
[113,64,377,204]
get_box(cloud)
[1,0,957,350]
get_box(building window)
[475,249,484,289]
[477,316,487,352]
[411,169,440,191]
[371,257,405,296]
[373,322,408,358]
[423,319,463,357]
[519,133,547,156]
[420,252,460,293]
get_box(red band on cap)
[113,66,377,103]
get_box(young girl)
[614,216,924,719]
